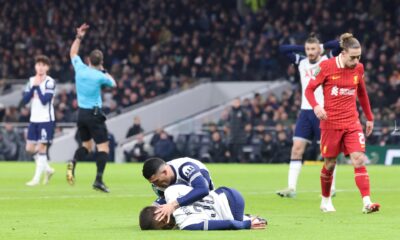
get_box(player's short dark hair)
[35,55,50,66]
[305,32,320,44]
[139,206,157,230]
[142,157,165,179]
[89,49,103,66]
[340,33,361,50]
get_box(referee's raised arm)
[70,23,89,59]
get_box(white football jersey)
[165,185,234,229]
[25,76,56,122]
[298,56,328,109]
[157,157,214,192]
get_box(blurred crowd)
[0,0,398,123]
[1,0,400,161]
[123,91,400,163]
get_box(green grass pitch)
[0,162,398,240]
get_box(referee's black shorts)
[77,108,108,144]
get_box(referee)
[67,23,116,193]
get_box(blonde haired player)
[23,55,56,186]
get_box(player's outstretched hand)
[314,105,327,120]
[250,216,266,230]
[154,202,176,223]
[76,23,90,38]
[366,121,374,137]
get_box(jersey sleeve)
[45,79,56,94]
[279,44,305,64]
[24,79,32,92]
[100,74,115,87]
[182,220,252,230]
[35,86,53,105]
[22,79,35,104]
[323,40,341,57]
[305,62,328,108]
[71,56,86,71]
[176,163,210,206]
[357,65,374,121]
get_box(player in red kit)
[305,33,380,213]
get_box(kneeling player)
[139,185,266,230]
[142,157,215,217]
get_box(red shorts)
[320,126,366,158]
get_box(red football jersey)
[305,55,373,129]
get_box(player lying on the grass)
[23,55,56,186]
[276,34,340,198]
[139,184,266,230]
[142,157,215,220]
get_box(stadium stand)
[1,0,400,162]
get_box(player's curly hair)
[305,32,320,44]
[340,33,361,50]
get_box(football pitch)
[0,162,398,240]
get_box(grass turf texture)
[0,162,398,240]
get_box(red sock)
[320,165,334,197]
[354,166,370,197]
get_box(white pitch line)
[0,188,398,201]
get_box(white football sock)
[37,153,48,175]
[37,153,52,172]
[321,196,333,207]
[31,158,43,183]
[363,196,372,206]
[44,156,52,172]
[288,160,302,190]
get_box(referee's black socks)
[73,147,89,164]
[95,152,108,182]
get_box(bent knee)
[25,143,36,154]
[36,143,48,154]
[97,142,109,153]
[291,141,307,158]
[323,158,337,170]
[351,152,366,167]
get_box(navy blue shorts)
[293,110,320,143]
[215,187,245,221]
[27,121,55,144]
